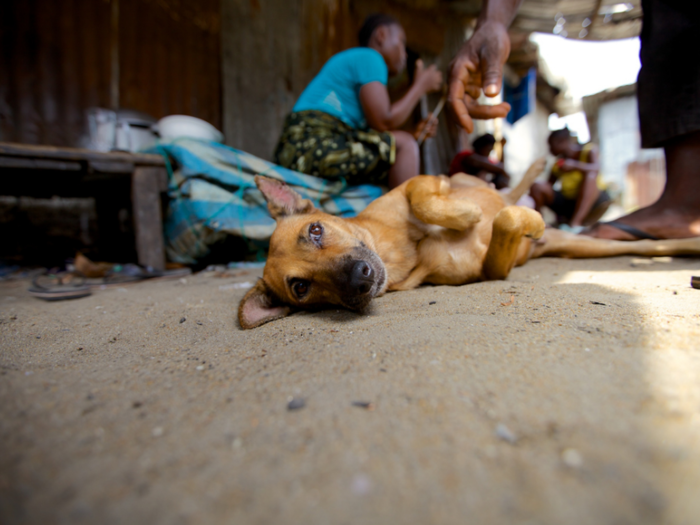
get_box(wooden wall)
[0,0,221,148]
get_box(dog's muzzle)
[349,260,374,295]
[339,253,386,310]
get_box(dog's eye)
[292,280,310,299]
[309,223,323,243]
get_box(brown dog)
[239,161,700,329]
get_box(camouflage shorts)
[273,111,395,185]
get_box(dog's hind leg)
[388,264,432,291]
[483,206,546,280]
[532,228,700,258]
[406,175,483,231]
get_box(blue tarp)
[149,139,384,264]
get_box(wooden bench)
[0,142,169,271]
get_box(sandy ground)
[1,255,700,525]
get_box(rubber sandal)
[99,264,191,286]
[28,272,92,301]
[585,220,660,241]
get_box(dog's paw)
[445,200,482,230]
[525,215,546,240]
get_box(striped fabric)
[151,139,384,264]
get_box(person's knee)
[531,182,552,204]
[393,131,419,158]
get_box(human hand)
[557,158,578,172]
[414,59,443,95]
[448,20,512,132]
[414,116,439,141]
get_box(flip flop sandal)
[585,220,660,241]
[104,264,191,283]
[28,272,92,301]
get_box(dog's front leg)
[406,176,482,231]
[482,206,545,281]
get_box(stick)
[417,94,447,146]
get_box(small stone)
[77,347,83,351]
[195,365,205,371]
[179,317,186,323]
[287,397,306,411]
[132,401,143,408]
[351,401,375,410]
[36,335,41,339]
[152,427,164,437]
[495,423,517,444]
[561,448,583,468]
[196,321,203,326]
[429,301,437,305]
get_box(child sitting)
[449,133,510,189]
[530,128,611,230]
[273,14,443,188]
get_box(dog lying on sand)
[239,160,700,329]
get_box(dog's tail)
[502,157,547,206]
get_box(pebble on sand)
[180,317,186,323]
[287,398,306,411]
[561,448,583,468]
[495,423,518,444]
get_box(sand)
[2,256,700,525]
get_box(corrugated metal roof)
[444,0,642,40]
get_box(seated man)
[448,133,510,189]
[273,14,443,188]
[530,128,611,229]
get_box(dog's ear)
[238,279,291,329]
[255,175,315,219]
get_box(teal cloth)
[149,138,384,264]
[293,48,388,129]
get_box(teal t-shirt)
[293,48,388,130]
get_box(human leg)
[388,130,419,188]
[529,181,554,213]
[586,131,700,239]
[585,0,700,239]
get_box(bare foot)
[585,130,700,240]
[584,203,700,240]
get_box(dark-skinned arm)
[560,157,601,173]
[448,0,524,132]
[569,147,601,227]
[462,153,508,175]
[360,59,442,132]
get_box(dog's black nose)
[349,260,374,295]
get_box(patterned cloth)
[273,110,395,185]
[150,138,384,264]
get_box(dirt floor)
[1,255,700,525]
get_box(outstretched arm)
[448,0,524,132]
[462,153,508,175]
[361,60,443,131]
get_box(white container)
[154,115,224,143]
[114,110,158,152]
[86,108,117,152]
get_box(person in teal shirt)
[273,14,443,188]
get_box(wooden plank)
[89,160,135,173]
[0,157,82,171]
[0,142,165,166]
[131,166,166,271]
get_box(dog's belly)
[419,226,491,285]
